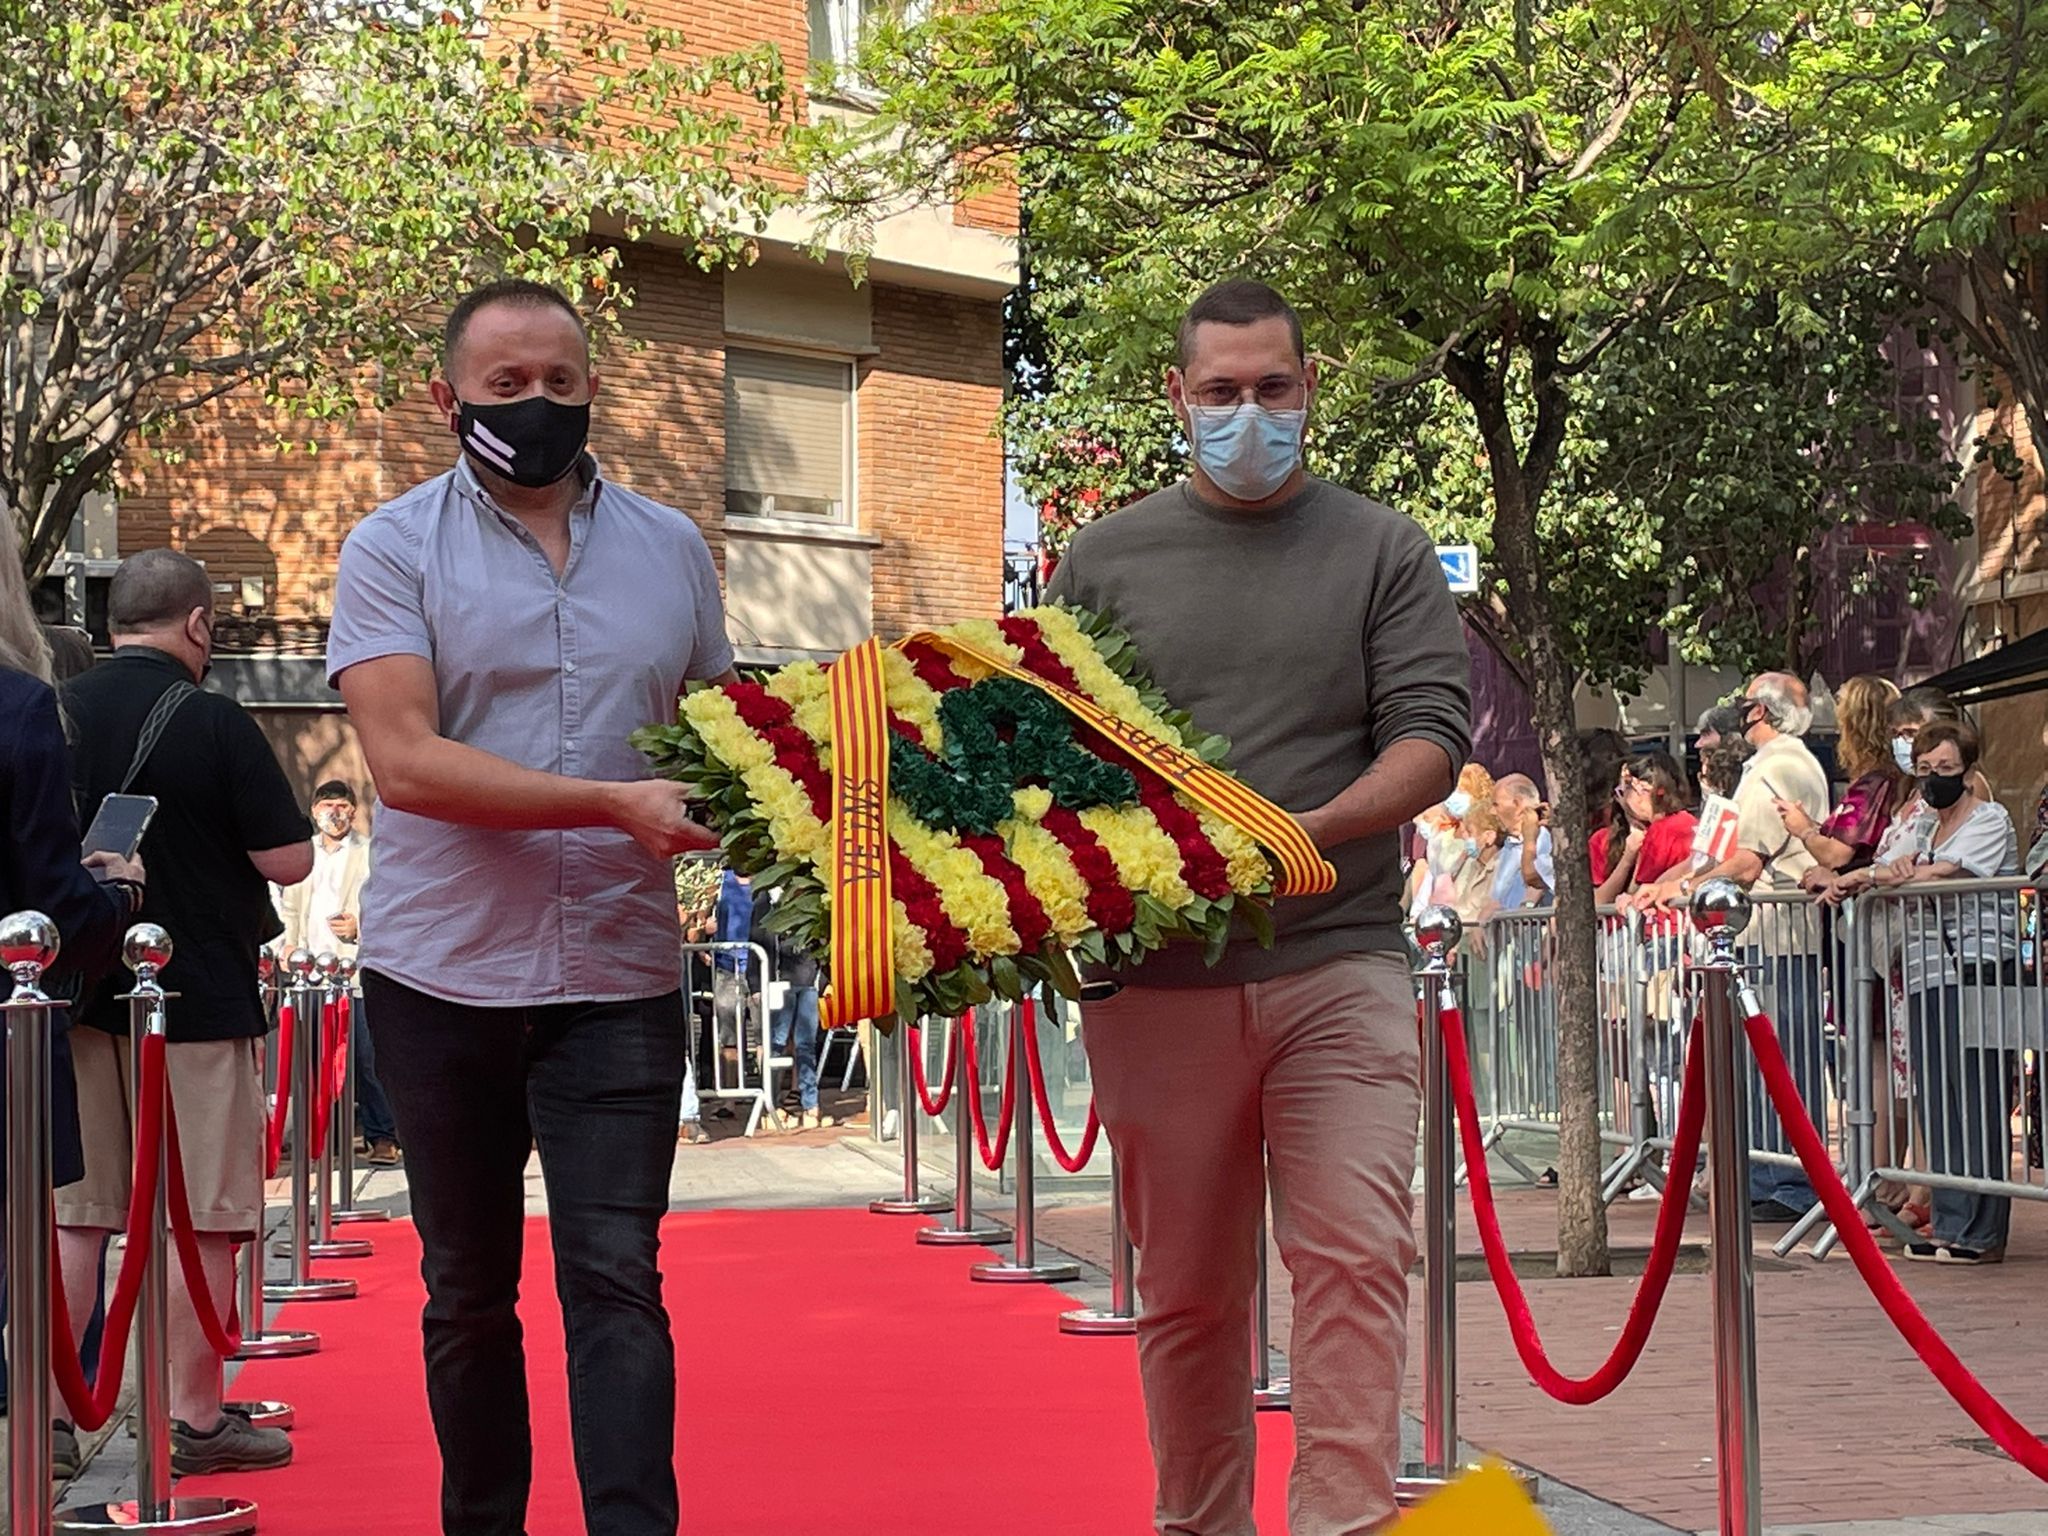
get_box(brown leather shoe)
[365,1138,402,1168]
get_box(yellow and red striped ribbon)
[819,631,1337,1027]
[820,639,893,1030]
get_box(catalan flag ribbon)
[818,628,1338,1030]
[820,639,893,1030]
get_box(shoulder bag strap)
[119,680,199,794]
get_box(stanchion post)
[1692,881,1764,1536]
[972,999,1080,1284]
[870,1017,950,1216]
[55,927,257,1534]
[330,957,387,1227]
[917,1014,1008,1247]
[1059,1160,1135,1335]
[1419,907,1460,1471]
[235,954,318,1360]
[306,955,370,1260]
[266,950,354,1302]
[3,913,61,1536]
[1251,1203,1290,1410]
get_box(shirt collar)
[453,452,602,521]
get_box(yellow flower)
[1028,605,1183,740]
[1011,786,1053,822]
[1002,817,1093,944]
[685,691,774,772]
[1081,805,1195,909]
[892,809,1023,957]
[1199,808,1274,896]
[881,647,946,754]
[681,689,830,867]
[891,900,936,983]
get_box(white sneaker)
[1627,1183,1662,1202]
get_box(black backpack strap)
[119,681,198,794]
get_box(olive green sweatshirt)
[1045,477,1472,987]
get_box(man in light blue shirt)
[1490,773,1555,909]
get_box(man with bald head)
[329,279,737,1535]
[1490,773,1554,911]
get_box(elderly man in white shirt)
[1647,672,1831,1220]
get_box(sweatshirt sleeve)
[1364,520,1472,771]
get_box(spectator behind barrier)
[0,555,143,1447]
[57,548,313,1476]
[1852,719,2019,1266]
[1581,728,1632,890]
[1785,674,1909,886]
[1489,773,1554,912]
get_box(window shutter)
[724,348,852,519]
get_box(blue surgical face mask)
[1444,790,1473,820]
[1892,737,1916,774]
[1186,402,1305,502]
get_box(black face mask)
[456,396,590,489]
[1922,771,1967,811]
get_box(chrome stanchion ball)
[1688,879,1754,940]
[1413,905,1464,967]
[122,922,174,976]
[0,910,60,985]
[287,947,317,982]
[336,956,357,986]
[258,949,276,987]
[314,951,340,984]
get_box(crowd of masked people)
[0,548,395,1480]
[1406,669,2048,1269]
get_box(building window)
[724,346,855,524]
[809,0,914,89]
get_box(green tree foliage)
[806,0,1973,1273]
[1,0,787,575]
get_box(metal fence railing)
[1460,876,2048,1257]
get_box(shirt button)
[563,659,577,674]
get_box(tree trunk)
[1453,344,1611,1278]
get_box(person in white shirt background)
[274,780,399,1166]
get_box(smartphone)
[82,793,157,860]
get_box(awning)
[1919,629,2048,706]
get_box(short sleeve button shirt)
[326,458,735,1006]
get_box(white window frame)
[723,341,859,529]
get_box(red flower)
[997,615,1083,692]
[961,833,1052,950]
[726,682,795,733]
[901,641,969,696]
[1040,807,1137,935]
[892,850,971,974]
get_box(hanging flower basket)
[633,604,1332,1025]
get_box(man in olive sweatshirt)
[1046,279,1471,1536]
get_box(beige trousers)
[1084,952,1421,1536]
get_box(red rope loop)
[1019,1012,1101,1173]
[330,992,352,1112]
[1443,995,1706,1404]
[265,1001,295,1179]
[164,1091,244,1359]
[959,1017,1015,1171]
[1744,1007,2048,1478]
[50,1031,168,1431]
[309,998,345,1153]
[907,1019,958,1117]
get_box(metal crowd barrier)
[680,941,784,1136]
[1467,874,2048,1259]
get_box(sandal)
[1537,1167,1559,1189]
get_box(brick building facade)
[43,0,1017,807]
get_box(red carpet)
[183,1209,1299,1533]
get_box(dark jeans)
[1748,951,1824,1213]
[1910,987,2015,1253]
[349,995,398,1144]
[362,972,688,1536]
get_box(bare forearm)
[1698,849,1765,887]
[1596,847,1639,905]
[1298,738,1458,851]
[1801,832,1856,872]
[376,733,625,831]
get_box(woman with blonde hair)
[1780,674,1907,877]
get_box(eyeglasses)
[1190,377,1309,410]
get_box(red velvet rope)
[958,1017,1015,1171]
[1441,996,1707,1404]
[164,1092,244,1359]
[907,1019,958,1117]
[265,1001,295,1179]
[50,1032,168,1431]
[1019,1012,1102,1173]
[330,992,352,1113]
[1745,1008,2048,1479]
[309,998,344,1154]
